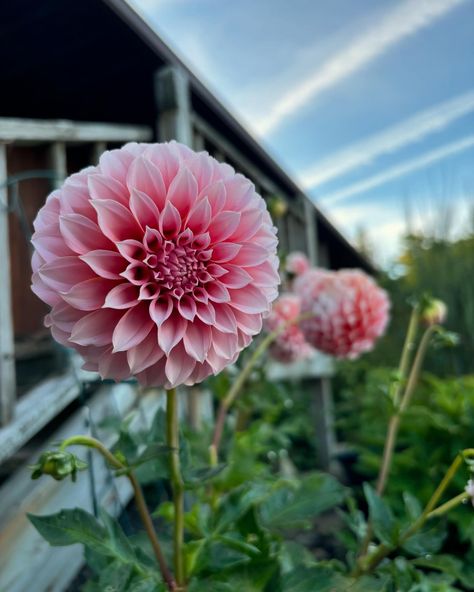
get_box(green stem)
[209,312,313,461]
[357,449,474,575]
[60,436,176,591]
[166,388,185,589]
[376,323,440,496]
[391,304,420,408]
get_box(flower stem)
[209,312,313,461]
[166,388,185,589]
[60,435,176,591]
[376,323,439,496]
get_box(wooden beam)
[155,65,192,145]
[0,143,15,426]
[304,196,319,265]
[92,141,107,165]
[0,118,152,144]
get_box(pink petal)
[116,240,147,263]
[186,197,211,234]
[92,199,142,242]
[62,278,116,311]
[69,309,122,346]
[211,329,238,359]
[232,243,269,266]
[127,329,164,374]
[130,189,161,230]
[177,294,197,321]
[80,250,126,279]
[99,149,134,184]
[233,309,263,335]
[39,257,93,291]
[143,227,163,252]
[98,348,131,381]
[159,201,182,239]
[59,214,111,254]
[143,144,180,188]
[228,285,269,314]
[165,342,196,386]
[208,211,241,242]
[211,242,242,262]
[218,265,252,288]
[31,274,62,306]
[88,173,129,206]
[157,312,187,355]
[230,209,263,242]
[213,303,237,334]
[120,262,152,285]
[150,295,173,325]
[112,303,154,352]
[195,301,216,325]
[199,181,226,215]
[103,283,140,309]
[126,156,167,209]
[139,283,161,300]
[183,321,211,362]
[205,281,230,303]
[50,301,84,332]
[167,166,198,217]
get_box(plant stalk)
[166,388,185,589]
[60,436,176,591]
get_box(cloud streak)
[255,0,468,136]
[301,90,474,189]
[318,135,474,205]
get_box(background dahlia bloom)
[31,141,279,388]
[265,293,312,363]
[295,268,390,359]
[285,251,310,277]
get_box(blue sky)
[134,0,474,264]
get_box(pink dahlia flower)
[285,251,310,277]
[265,293,312,363]
[294,268,390,359]
[31,141,279,388]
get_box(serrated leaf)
[363,483,399,546]
[184,465,226,489]
[98,508,137,565]
[261,473,346,530]
[28,509,109,554]
[99,562,134,592]
[281,566,348,592]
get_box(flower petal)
[130,188,161,230]
[103,283,140,309]
[80,250,126,279]
[69,309,122,346]
[208,211,241,242]
[112,303,154,352]
[157,312,187,355]
[167,165,198,217]
[126,156,167,209]
[159,201,182,239]
[59,214,111,254]
[183,321,211,362]
[62,278,116,311]
[92,199,142,242]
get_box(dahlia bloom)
[295,268,390,359]
[265,293,312,363]
[31,141,279,388]
[285,251,310,277]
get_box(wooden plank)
[304,197,319,265]
[0,143,15,426]
[155,65,192,145]
[0,118,152,143]
[0,382,138,592]
[0,373,80,463]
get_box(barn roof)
[0,0,374,272]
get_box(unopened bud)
[31,450,88,482]
[421,299,447,326]
[268,195,288,219]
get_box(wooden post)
[0,143,16,426]
[154,65,192,145]
[311,376,337,472]
[92,141,107,165]
[304,196,318,265]
[48,142,67,189]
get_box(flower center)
[121,227,213,302]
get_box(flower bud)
[421,298,447,326]
[31,451,88,482]
[268,195,288,219]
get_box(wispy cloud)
[319,135,474,205]
[255,0,468,136]
[300,90,474,189]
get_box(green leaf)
[28,509,109,554]
[216,534,261,558]
[127,577,166,592]
[98,508,137,565]
[402,522,446,556]
[98,562,134,592]
[184,465,226,489]
[363,483,399,546]
[261,473,346,530]
[403,492,423,522]
[281,566,348,592]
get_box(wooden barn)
[0,1,372,590]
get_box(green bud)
[30,450,88,482]
[268,195,288,219]
[421,297,447,326]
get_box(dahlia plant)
[28,144,474,591]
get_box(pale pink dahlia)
[31,141,279,388]
[285,251,310,277]
[265,293,312,363]
[294,268,390,359]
